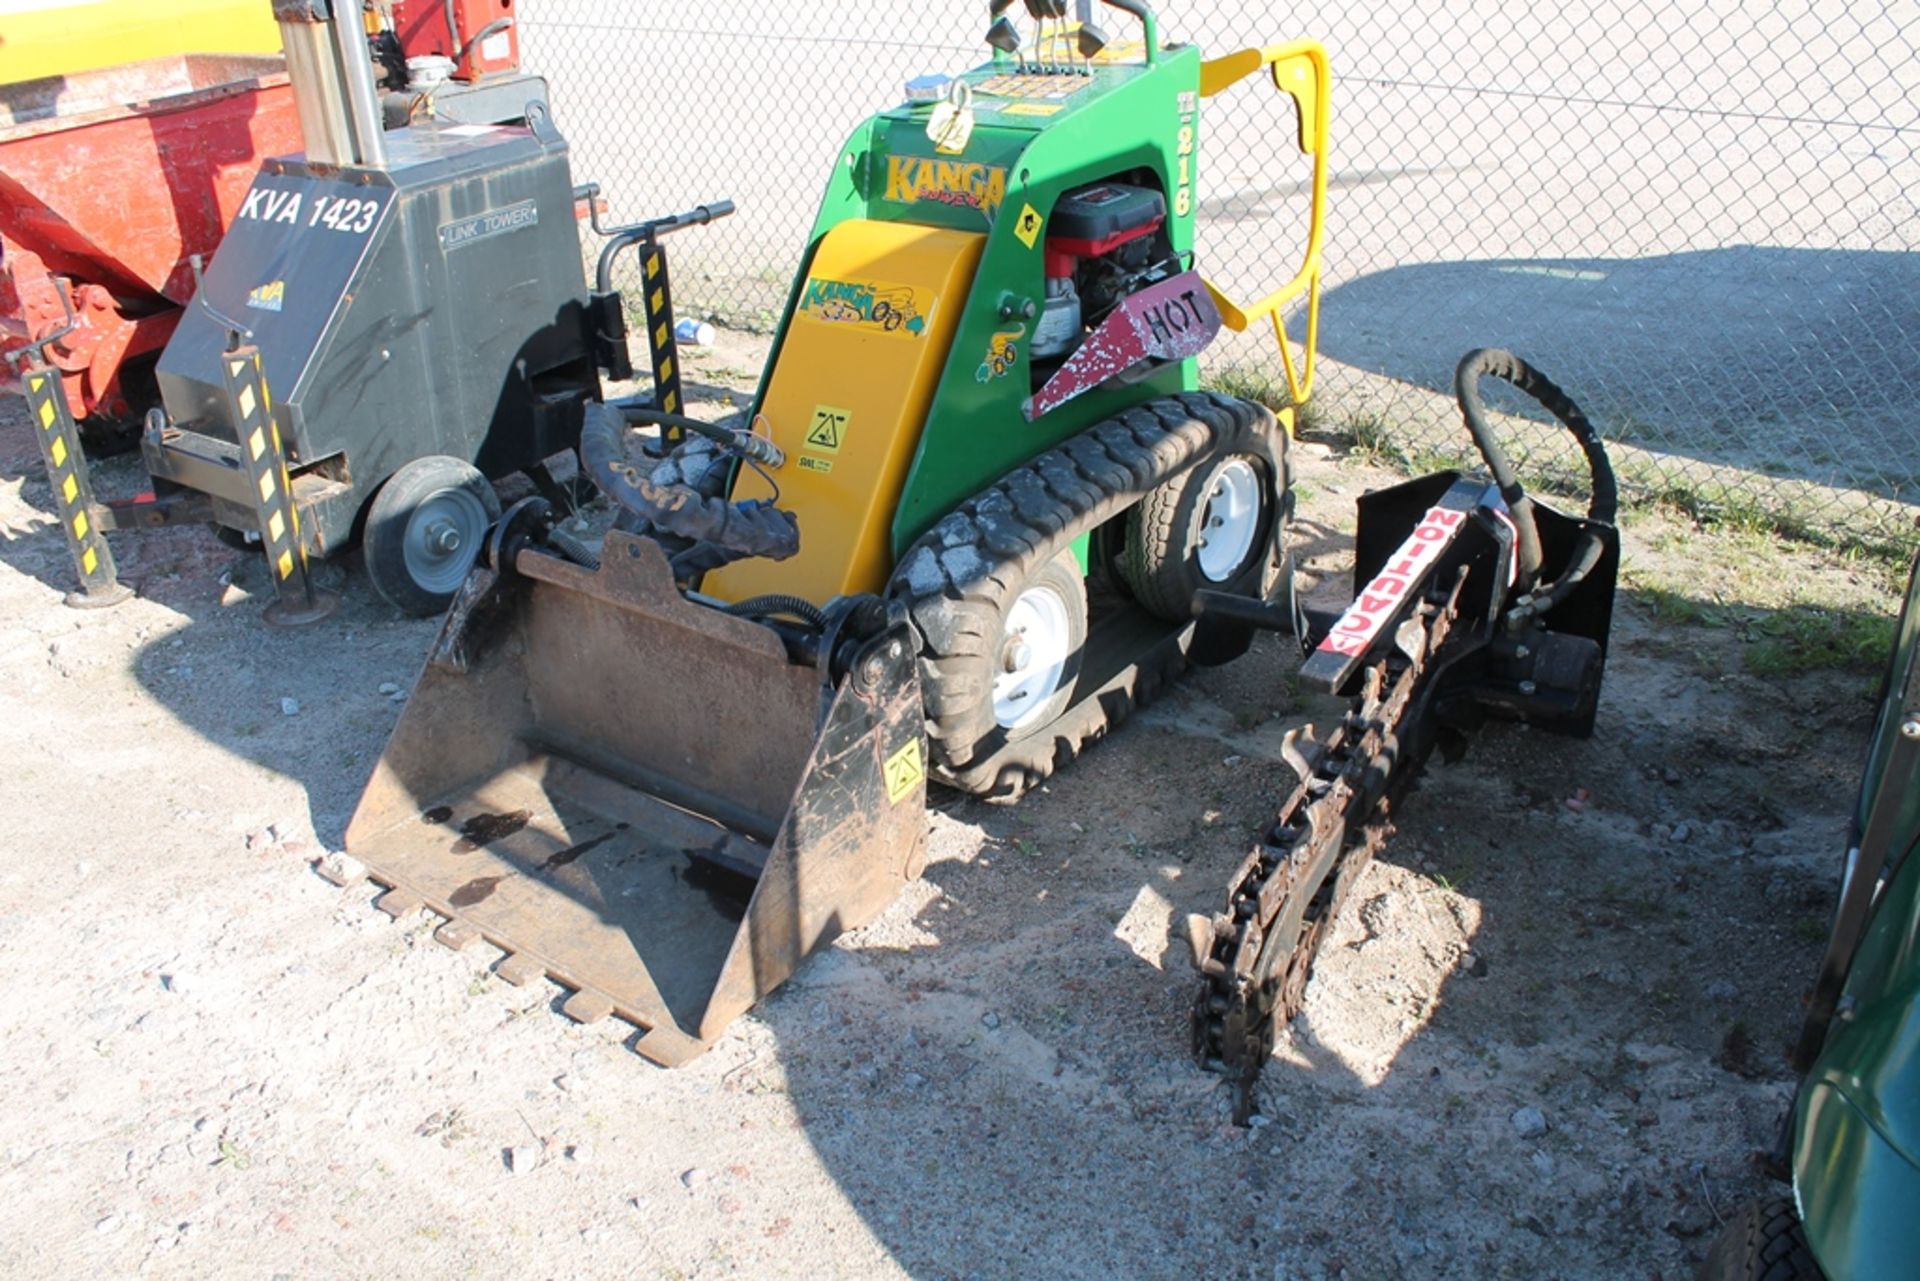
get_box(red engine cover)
[391,0,520,80]
[1044,217,1165,280]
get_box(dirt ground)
[0,336,1899,1280]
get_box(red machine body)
[390,0,521,81]
[0,55,301,420]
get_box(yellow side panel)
[706,220,985,605]
[0,0,283,85]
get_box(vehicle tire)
[989,553,1088,739]
[362,455,501,617]
[212,523,260,552]
[892,391,1279,797]
[1119,447,1281,620]
[1697,1196,1826,1281]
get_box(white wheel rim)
[993,583,1073,731]
[1196,458,1263,582]
[401,487,489,595]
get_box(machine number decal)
[1315,506,1467,658]
[799,278,929,337]
[884,740,925,804]
[1013,203,1044,249]
[237,187,381,234]
[438,199,540,251]
[1173,91,1198,218]
[805,406,851,454]
[797,456,835,475]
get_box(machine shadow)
[1313,246,1920,499]
[732,562,1868,1279]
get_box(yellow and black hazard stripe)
[22,367,121,597]
[221,347,317,603]
[641,246,685,429]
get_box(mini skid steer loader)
[339,2,1622,1101]
[342,1,1332,1065]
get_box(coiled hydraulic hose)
[579,402,799,561]
[1454,348,1618,616]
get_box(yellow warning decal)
[1013,203,1044,249]
[1001,102,1064,118]
[805,405,851,454]
[884,739,925,804]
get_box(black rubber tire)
[361,456,501,617]
[1697,1197,1826,1281]
[211,524,260,552]
[1119,446,1281,620]
[993,552,1089,740]
[891,391,1278,797]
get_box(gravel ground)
[0,333,1892,1279]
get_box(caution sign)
[884,740,925,805]
[1013,203,1044,249]
[805,405,851,454]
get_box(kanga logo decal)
[884,156,1008,214]
[799,278,929,337]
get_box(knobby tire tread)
[890,392,1276,798]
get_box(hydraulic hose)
[1453,348,1618,614]
[579,402,798,560]
[720,594,830,630]
[546,525,601,571]
[617,403,784,468]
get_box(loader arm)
[1197,41,1330,405]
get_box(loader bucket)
[343,531,928,1066]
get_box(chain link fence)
[522,0,1920,545]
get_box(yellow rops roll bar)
[1197,41,1330,406]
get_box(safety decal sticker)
[977,324,1024,382]
[805,405,852,455]
[798,278,930,337]
[998,102,1064,118]
[884,739,925,805]
[246,280,286,313]
[1315,505,1466,658]
[883,156,1008,215]
[1013,203,1044,249]
[974,73,1090,102]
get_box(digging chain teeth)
[1191,577,1467,1124]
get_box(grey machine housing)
[151,100,599,552]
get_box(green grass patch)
[1742,605,1895,678]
